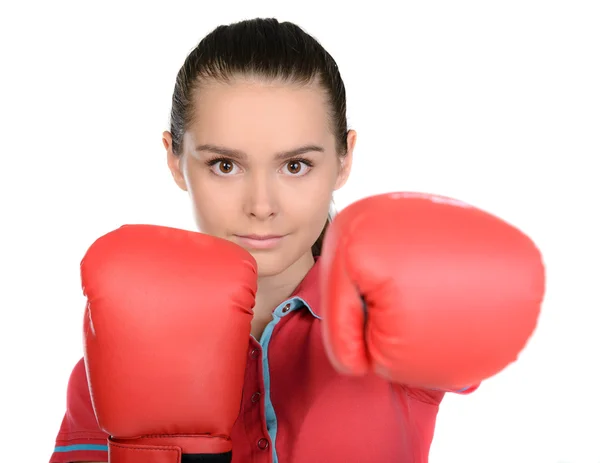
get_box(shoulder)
[67,359,90,405]
[64,358,102,432]
[68,357,87,388]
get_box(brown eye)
[287,161,301,174]
[219,161,233,174]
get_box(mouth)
[233,234,286,250]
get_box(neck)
[250,251,315,339]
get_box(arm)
[49,359,109,463]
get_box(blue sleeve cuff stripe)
[54,444,108,453]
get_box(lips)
[234,234,285,250]
[239,235,283,240]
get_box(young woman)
[50,18,545,463]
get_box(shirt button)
[251,392,261,404]
[282,303,291,314]
[257,438,269,450]
[250,348,259,359]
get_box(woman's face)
[165,78,355,277]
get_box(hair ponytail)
[312,201,337,257]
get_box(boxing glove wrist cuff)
[108,436,233,463]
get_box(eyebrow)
[195,144,325,160]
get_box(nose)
[243,171,278,220]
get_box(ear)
[334,130,356,191]
[163,131,188,192]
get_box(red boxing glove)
[82,225,257,463]
[320,192,545,390]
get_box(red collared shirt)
[50,259,475,463]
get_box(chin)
[249,248,313,278]
[251,251,294,278]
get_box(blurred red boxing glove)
[319,192,545,390]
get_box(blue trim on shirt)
[54,444,108,452]
[260,297,308,463]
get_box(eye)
[207,158,240,176]
[283,159,313,176]
[218,160,234,174]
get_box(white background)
[1,1,599,462]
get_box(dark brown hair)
[168,18,349,256]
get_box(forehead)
[186,78,334,152]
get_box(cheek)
[186,172,241,235]
[284,172,334,229]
